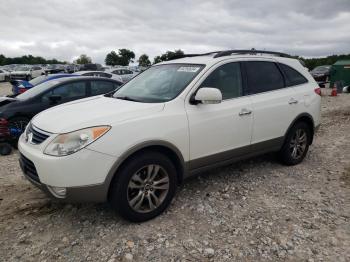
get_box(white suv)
[18,50,321,222]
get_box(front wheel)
[279,122,311,165]
[26,75,32,81]
[109,151,177,222]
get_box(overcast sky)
[0,0,349,64]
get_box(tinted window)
[42,81,86,102]
[245,61,284,94]
[91,80,119,96]
[112,70,121,75]
[200,62,243,100]
[279,63,308,86]
[124,70,133,75]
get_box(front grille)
[27,124,50,144]
[20,153,40,183]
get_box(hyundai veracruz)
[18,50,321,222]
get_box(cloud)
[0,0,349,63]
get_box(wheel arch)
[284,113,315,145]
[105,141,187,199]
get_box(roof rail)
[213,49,291,58]
[170,51,220,60]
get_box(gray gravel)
[0,83,349,261]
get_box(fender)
[283,113,315,145]
[104,140,187,196]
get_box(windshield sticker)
[177,66,201,73]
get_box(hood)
[32,96,165,133]
[0,96,18,107]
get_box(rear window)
[245,61,284,94]
[279,63,308,86]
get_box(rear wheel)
[26,75,32,81]
[279,122,311,165]
[109,151,177,222]
[0,143,12,155]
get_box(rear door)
[244,60,298,147]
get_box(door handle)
[239,108,252,116]
[288,98,298,104]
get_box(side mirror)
[193,87,222,104]
[48,95,62,104]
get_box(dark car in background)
[45,64,66,74]
[0,77,122,135]
[310,65,330,87]
[11,73,77,95]
[78,63,103,71]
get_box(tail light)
[19,87,27,94]
[314,87,322,96]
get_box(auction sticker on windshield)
[177,66,201,73]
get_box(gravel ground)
[0,82,349,261]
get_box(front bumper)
[18,133,117,202]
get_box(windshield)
[29,75,48,86]
[17,80,59,100]
[113,64,204,102]
[16,66,30,71]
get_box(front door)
[186,62,253,170]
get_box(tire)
[279,122,312,166]
[26,75,32,81]
[4,76,9,82]
[109,151,177,222]
[0,143,12,155]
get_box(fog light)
[47,186,67,198]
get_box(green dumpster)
[330,60,350,90]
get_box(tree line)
[1,50,350,70]
[0,54,66,66]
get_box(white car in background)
[74,71,123,82]
[0,68,10,81]
[106,68,138,82]
[10,65,45,80]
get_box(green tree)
[105,49,135,66]
[153,55,162,64]
[105,51,120,66]
[118,49,135,66]
[137,54,151,67]
[153,49,185,64]
[74,54,92,64]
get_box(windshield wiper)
[115,96,141,102]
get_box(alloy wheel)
[127,164,170,213]
[289,129,307,159]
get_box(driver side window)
[200,62,243,100]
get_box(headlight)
[44,126,110,156]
